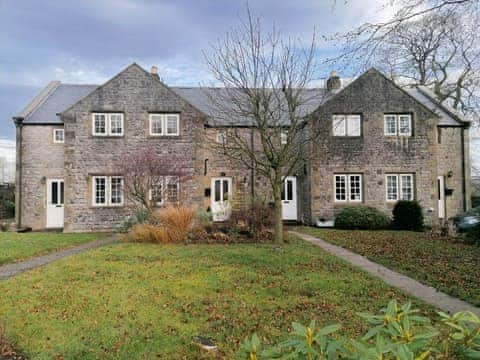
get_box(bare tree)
[371,12,480,117]
[115,149,189,214]
[334,0,479,67]
[203,8,323,244]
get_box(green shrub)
[465,224,480,246]
[238,299,480,359]
[334,205,390,230]
[1,200,14,219]
[392,200,424,231]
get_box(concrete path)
[291,231,480,316]
[0,235,119,280]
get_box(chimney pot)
[151,66,158,75]
[327,71,341,92]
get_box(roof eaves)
[15,81,61,120]
[416,86,469,126]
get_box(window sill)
[90,205,125,209]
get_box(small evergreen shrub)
[334,205,390,230]
[465,224,480,246]
[392,200,424,231]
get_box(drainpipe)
[250,128,255,208]
[461,126,468,212]
[13,117,23,228]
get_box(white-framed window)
[148,114,180,136]
[92,176,124,206]
[280,129,288,145]
[332,115,361,136]
[92,113,124,136]
[148,176,179,206]
[385,173,414,201]
[216,130,227,144]
[384,114,412,136]
[53,128,64,143]
[334,174,363,202]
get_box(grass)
[0,232,111,265]
[0,237,434,359]
[295,227,480,306]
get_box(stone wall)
[19,125,64,229]
[306,69,441,225]
[62,64,205,232]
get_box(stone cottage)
[13,63,471,231]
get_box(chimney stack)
[150,65,159,79]
[326,71,341,92]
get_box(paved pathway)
[291,231,480,316]
[0,235,119,280]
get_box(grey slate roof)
[18,83,98,124]
[172,87,327,126]
[406,86,467,126]
[16,68,467,127]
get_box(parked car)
[453,206,480,232]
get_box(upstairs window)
[386,173,414,201]
[334,174,362,202]
[92,176,124,206]
[149,114,180,136]
[53,129,64,143]
[216,131,227,144]
[280,129,288,145]
[92,113,124,136]
[332,115,361,136]
[384,114,412,136]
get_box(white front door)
[282,176,297,220]
[211,177,232,221]
[46,179,64,228]
[438,175,445,219]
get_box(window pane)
[150,180,163,206]
[335,175,346,201]
[286,180,293,201]
[399,115,411,135]
[110,177,123,204]
[347,115,361,136]
[222,180,229,201]
[150,115,163,135]
[95,177,106,204]
[166,115,178,135]
[60,181,64,205]
[400,175,413,200]
[332,115,346,136]
[349,175,362,201]
[167,177,179,203]
[386,175,398,201]
[214,180,221,202]
[110,114,123,135]
[281,181,285,201]
[51,182,58,205]
[216,131,226,144]
[55,129,64,142]
[385,115,397,135]
[280,130,288,145]
[94,114,106,134]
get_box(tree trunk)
[273,180,283,245]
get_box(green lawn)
[0,237,434,359]
[295,227,480,306]
[0,232,111,265]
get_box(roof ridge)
[15,81,61,119]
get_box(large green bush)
[392,200,424,231]
[238,300,480,359]
[334,205,390,230]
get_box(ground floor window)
[148,176,179,206]
[386,173,414,201]
[92,176,124,206]
[334,174,362,202]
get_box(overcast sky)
[0,0,478,170]
[0,0,398,139]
